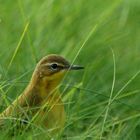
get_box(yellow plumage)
[0,54,83,136]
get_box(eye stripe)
[43,63,69,72]
[49,63,65,71]
[44,63,64,67]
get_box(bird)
[0,54,84,135]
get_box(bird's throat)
[29,71,62,100]
[38,77,61,99]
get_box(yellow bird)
[0,54,84,135]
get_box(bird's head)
[35,54,84,81]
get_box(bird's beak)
[66,65,84,70]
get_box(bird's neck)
[29,71,62,99]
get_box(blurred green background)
[0,0,140,139]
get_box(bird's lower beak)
[68,65,84,70]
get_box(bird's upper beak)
[65,65,84,70]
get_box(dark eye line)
[63,65,70,69]
[50,63,64,70]
[57,65,64,69]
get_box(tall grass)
[0,0,140,139]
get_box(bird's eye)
[50,63,58,70]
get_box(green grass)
[0,0,140,139]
